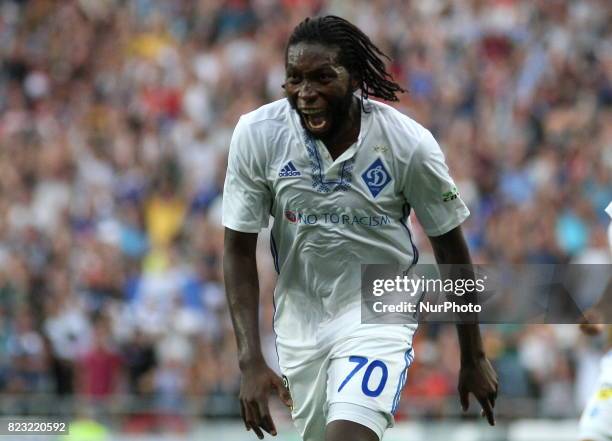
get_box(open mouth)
[300,109,329,132]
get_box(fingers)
[243,396,279,438]
[243,400,264,439]
[477,395,495,426]
[279,387,293,409]
[272,376,293,409]
[240,401,249,431]
[459,384,497,425]
[256,400,277,436]
[252,425,264,439]
[489,387,497,409]
[459,387,469,412]
[240,371,293,438]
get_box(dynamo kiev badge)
[361,158,391,198]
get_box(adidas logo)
[279,161,301,178]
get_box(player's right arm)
[224,229,264,367]
[224,229,291,439]
[222,116,291,439]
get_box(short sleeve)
[403,130,470,237]
[606,202,612,253]
[222,117,272,233]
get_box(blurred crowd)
[0,0,610,430]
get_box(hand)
[579,310,605,336]
[458,356,498,426]
[240,361,293,439]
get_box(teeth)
[307,115,326,129]
[300,109,327,130]
[310,120,326,129]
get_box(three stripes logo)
[279,161,301,178]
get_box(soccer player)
[223,16,498,441]
[578,202,612,441]
[579,324,612,441]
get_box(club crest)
[361,158,392,198]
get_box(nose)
[297,81,317,102]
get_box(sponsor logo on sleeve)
[442,186,459,202]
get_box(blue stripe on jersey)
[305,136,342,185]
[270,248,281,377]
[400,203,419,266]
[270,233,280,274]
[391,348,414,414]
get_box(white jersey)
[601,350,612,385]
[222,98,469,366]
[580,197,612,441]
[579,350,612,441]
[607,201,612,254]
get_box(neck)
[321,97,361,160]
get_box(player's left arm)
[402,127,497,424]
[429,226,498,426]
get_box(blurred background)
[0,0,610,440]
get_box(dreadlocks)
[287,15,405,109]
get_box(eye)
[286,75,301,85]
[319,73,333,82]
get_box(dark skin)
[224,230,292,439]
[430,227,499,426]
[224,42,498,440]
[284,42,361,159]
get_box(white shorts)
[280,325,415,441]
[579,386,612,441]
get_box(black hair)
[286,15,405,109]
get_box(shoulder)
[367,100,430,146]
[230,99,292,163]
[237,98,292,134]
[366,100,436,162]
